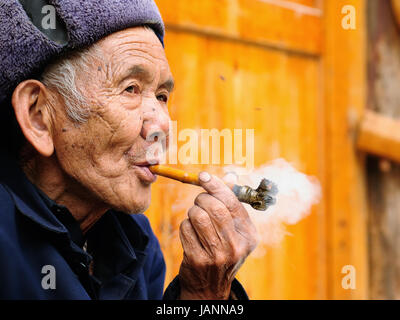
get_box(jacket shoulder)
[0,182,14,204]
[0,182,18,230]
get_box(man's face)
[51,27,173,214]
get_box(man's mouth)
[133,161,159,184]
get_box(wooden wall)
[146,0,369,299]
[367,0,400,299]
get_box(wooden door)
[146,0,368,299]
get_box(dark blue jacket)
[0,152,168,299]
[0,153,248,300]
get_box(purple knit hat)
[0,0,165,104]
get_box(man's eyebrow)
[118,65,152,83]
[160,78,175,93]
[117,65,174,92]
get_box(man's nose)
[140,97,171,143]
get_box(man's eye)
[157,94,168,103]
[125,85,139,94]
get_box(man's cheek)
[105,122,143,153]
[121,120,143,141]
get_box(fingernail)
[199,171,211,183]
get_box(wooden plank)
[366,0,400,299]
[357,110,400,163]
[155,0,322,56]
[147,27,325,299]
[323,0,369,299]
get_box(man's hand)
[178,172,259,300]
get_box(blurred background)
[146,0,400,299]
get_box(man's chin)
[97,177,152,214]
[126,203,150,215]
[111,195,151,214]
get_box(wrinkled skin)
[50,28,172,220]
[14,27,259,300]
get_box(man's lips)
[133,162,159,183]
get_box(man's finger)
[179,218,205,260]
[198,171,248,219]
[187,205,221,256]
[194,193,235,241]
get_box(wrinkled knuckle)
[212,202,229,219]
[194,193,208,206]
[191,209,210,226]
[188,206,202,220]
[187,206,196,219]
[225,197,242,213]
[180,219,191,233]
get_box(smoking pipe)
[149,165,278,211]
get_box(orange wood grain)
[323,0,368,299]
[146,0,368,299]
[156,0,322,55]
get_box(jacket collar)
[87,211,149,279]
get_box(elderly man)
[0,0,258,299]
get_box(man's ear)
[11,80,55,157]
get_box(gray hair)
[40,44,103,123]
